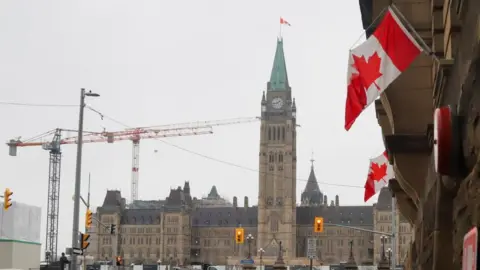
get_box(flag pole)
[389,4,439,63]
[279,20,282,38]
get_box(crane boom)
[125,117,260,130]
[8,127,214,148]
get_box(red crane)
[6,116,259,261]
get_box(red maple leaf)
[370,162,387,181]
[352,52,383,91]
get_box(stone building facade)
[373,188,414,265]
[358,0,480,269]
[86,37,412,266]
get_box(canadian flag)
[364,151,394,202]
[280,17,291,26]
[344,7,423,131]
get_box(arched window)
[270,217,279,232]
[269,152,274,163]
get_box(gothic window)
[277,127,280,140]
[273,127,277,140]
[269,152,274,163]
[282,126,285,140]
[268,127,272,140]
[270,216,279,232]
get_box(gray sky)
[0,0,383,255]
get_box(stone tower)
[257,37,297,260]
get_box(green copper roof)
[269,38,289,91]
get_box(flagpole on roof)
[279,17,283,39]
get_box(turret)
[292,98,296,118]
[183,181,190,195]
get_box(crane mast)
[131,137,140,202]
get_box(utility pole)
[71,89,99,270]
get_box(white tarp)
[0,201,42,243]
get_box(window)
[268,127,272,140]
[279,153,283,163]
[282,127,285,140]
[270,217,279,232]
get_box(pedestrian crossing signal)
[314,217,324,233]
[235,228,244,244]
[80,233,90,250]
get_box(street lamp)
[387,248,392,266]
[71,88,100,270]
[258,248,265,270]
[380,235,388,260]
[246,234,254,259]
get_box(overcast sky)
[0,0,384,257]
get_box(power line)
[82,108,363,189]
[0,101,76,107]
[157,139,363,189]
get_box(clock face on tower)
[271,97,284,109]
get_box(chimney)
[335,195,339,206]
[244,196,249,208]
[233,196,238,208]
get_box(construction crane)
[6,116,259,261]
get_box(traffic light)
[80,233,90,250]
[314,217,324,233]
[116,256,122,266]
[235,227,244,244]
[85,209,92,229]
[3,188,13,211]
[110,224,116,235]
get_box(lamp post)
[380,235,387,261]
[387,248,392,268]
[258,248,265,270]
[246,234,254,259]
[71,88,100,270]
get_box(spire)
[305,151,320,192]
[268,38,290,91]
[207,185,220,199]
[301,153,323,206]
